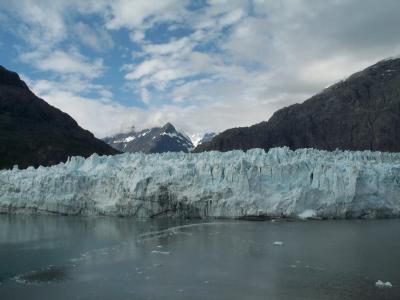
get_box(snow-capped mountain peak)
[197,132,217,146]
[103,123,194,153]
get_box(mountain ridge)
[0,65,119,169]
[195,58,400,153]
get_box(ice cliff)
[1,147,400,219]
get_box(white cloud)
[218,8,244,27]
[130,30,145,43]
[24,76,140,137]
[4,0,400,139]
[20,49,105,79]
[39,90,143,138]
[9,0,66,47]
[143,37,192,55]
[123,34,219,103]
[125,59,166,80]
[115,0,400,136]
[23,74,113,102]
[105,0,188,29]
[74,22,113,51]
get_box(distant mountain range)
[195,58,400,153]
[3,56,400,170]
[103,123,194,153]
[0,65,119,169]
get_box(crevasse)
[1,147,400,219]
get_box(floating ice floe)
[298,209,316,219]
[375,280,392,288]
[151,250,171,255]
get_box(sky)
[1,0,400,140]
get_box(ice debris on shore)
[1,147,400,219]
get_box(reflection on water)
[16,265,70,284]
[0,215,399,300]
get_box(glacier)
[1,147,400,219]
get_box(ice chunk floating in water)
[298,209,316,219]
[151,251,171,255]
[375,280,393,288]
[1,147,400,219]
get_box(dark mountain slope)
[0,65,119,169]
[195,58,400,153]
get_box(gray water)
[0,216,399,300]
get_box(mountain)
[103,123,194,153]
[197,132,217,146]
[0,65,119,169]
[195,57,400,153]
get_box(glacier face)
[1,147,400,219]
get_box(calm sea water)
[0,215,399,300]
